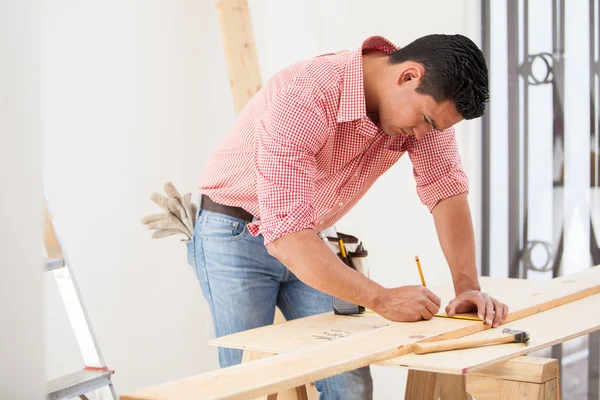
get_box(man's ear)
[396,63,425,86]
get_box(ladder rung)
[45,257,65,272]
[46,369,112,400]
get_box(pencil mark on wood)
[313,329,351,341]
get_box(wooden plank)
[120,317,469,400]
[209,277,533,354]
[120,267,600,400]
[380,291,600,374]
[215,0,262,114]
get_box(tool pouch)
[319,227,370,279]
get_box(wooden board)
[380,292,600,374]
[120,266,600,400]
[209,277,535,354]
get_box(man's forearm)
[266,229,384,310]
[432,193,481,294]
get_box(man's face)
[378,64,463,139]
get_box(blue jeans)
[186,208,373,400]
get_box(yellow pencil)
[339,239,347,259]
[415,255,427,286]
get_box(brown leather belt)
[200,194,254,222]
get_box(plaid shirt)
[199,36,468,245]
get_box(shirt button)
[338,202,344,207]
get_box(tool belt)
[200,194,254,222]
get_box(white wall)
[0,1,44,399]
[41,1,482,398]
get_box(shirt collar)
[337,36,399,124]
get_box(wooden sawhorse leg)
[406,356,560,400]
[406,370,471,400]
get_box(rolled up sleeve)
[252,92,329,245]
[408,127,469,212]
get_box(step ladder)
[44,201,117,400]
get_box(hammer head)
[502,328,530,343]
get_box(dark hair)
[389,34,489,120]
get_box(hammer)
[413,328,530,355]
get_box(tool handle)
[413,335,515,355]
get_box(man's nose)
[413,124,431,140]
[415,130,426,140]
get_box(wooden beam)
[120,266,600,400]
[215,0,262,114]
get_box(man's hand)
[374,286,441,322]
[445,290,509,328]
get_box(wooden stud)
[215,0,262,114]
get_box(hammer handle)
[413,335,515,355]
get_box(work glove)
[141,182,197,241]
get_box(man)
[190,34,507,399]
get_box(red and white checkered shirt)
[199,36,469,245]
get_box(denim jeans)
[186,208,373,400]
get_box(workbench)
[122,266,600,400]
